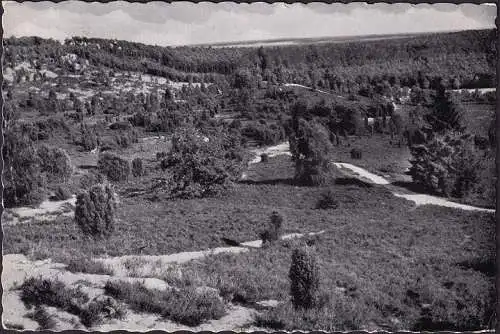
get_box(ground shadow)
[457,257,496,277]
[391,180,434,194]
[334,177,373,188]
[238,178,298,186]
[78,164,98,170]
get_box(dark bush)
[289,247,321,310]
[98,153,130,182]
[260,153,269,163]
[20,277,89,313]
[78,125,100,151]
[164,127,247,199]
[3,129,47,207]
[316,189,339,209]
[260,211,284,245]
[109,121,131,130]
[104,280,226,326]
[114,129,139,148]
[132,158,144,177]
[37,145,73,182]
[409,132,486,198]
[289,117,334,186]
[53,185,72,201]
[350,148,362,159]
[80,296,126,327]
[156,151,167,161]
[75,183,118,238]
[473,135,489,150]
[79,170,107,190]
[28,306,57,330]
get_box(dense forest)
[4,29,496,90]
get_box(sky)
[3,1,497,46]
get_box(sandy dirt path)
[249,142,494,213]
[95,230,326,277]
[3,195,77,226]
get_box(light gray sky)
[3,1,497,46]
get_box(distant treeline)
[4,29,496,90]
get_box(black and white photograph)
[1,1,497,331]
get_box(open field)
[2,16,496,332]
[3,155,495,331]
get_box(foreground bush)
[79,296,126,327]
[98,153,130,182]
[20,277,124,328]
[104,280,226,326]
[75,183,118,238]
[20,277,89,314]
[28,306,57,330]
[289,247,321,310]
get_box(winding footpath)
[250,142,495,213]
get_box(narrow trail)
[249,142,495,213]
[95,230,326,275]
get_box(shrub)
[409,132,486,197]
[260,211,284,246]
[426,91,465,134]
[79,170,107,190]
[98,153,130,182]
[3,129,47,207]
[28,306,57,330]
[316,189,339,210]
[114,129,139,148]
[163,126,247,199]
[289,117,334,186]
[473,135,489,150]
[156,151,167,160]
[109,121,131,130]
[20,277,124,328]
[104,280,226,326]
[20,277,89,313]
[37,145,73,182]
[350,148,362,160]
[132,158,144,177]
[80,296,126,327]
[53,185,72,201]
[260,153,269,163]
[78,125,100,151]
[289,247,321,310]
[75,183,118,238]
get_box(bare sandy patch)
[3,195,77,226]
